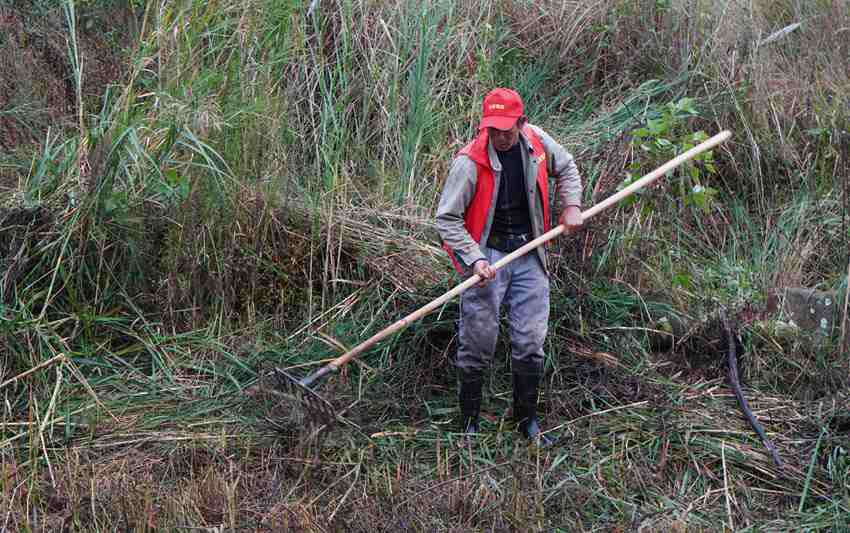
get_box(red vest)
[443,127,550,273]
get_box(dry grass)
[2,356,847,530]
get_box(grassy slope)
[1,0,849,530]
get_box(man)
[436,88,583,446]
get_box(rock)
[648,313,689,352]
[766,287,842,337]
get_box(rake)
[274,130,733,428]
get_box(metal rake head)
[272,367,338,427]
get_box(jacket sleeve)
[530,125,582,208]
[435,155,486,267]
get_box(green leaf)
[688,165,699,180]
[672,273,692,289]
[675,97,697,117]
[177,179,191,201]
[647,118,666,135]
[165,169,180,186]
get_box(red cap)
[479,88,524,130]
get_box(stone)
[648,314,689,352]
[766,287,842,337]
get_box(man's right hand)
[472,260,496,287]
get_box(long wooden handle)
[327,130,732,371]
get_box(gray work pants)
[456,245,549,372]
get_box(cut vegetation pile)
[1,0,849,530]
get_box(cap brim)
[479,115,520,131]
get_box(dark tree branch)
[720,307,783,468]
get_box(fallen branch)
[719,308,783,468]
[841,258,849,353]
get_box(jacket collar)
[467,128,534,171]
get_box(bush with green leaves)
[620,96,719,213]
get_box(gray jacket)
[436,124,582,273]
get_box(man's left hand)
[559,205,583,235]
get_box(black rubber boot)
[458,369,483,443]
[512,364,554,447]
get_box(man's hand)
[559,205,583,235]
[472,260,496,287]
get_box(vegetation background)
[1,0,848,530]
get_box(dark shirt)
[490,142,532,237]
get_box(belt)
[487,232,531,253]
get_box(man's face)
[488,118,525,152]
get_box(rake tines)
[272,367,338,427]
